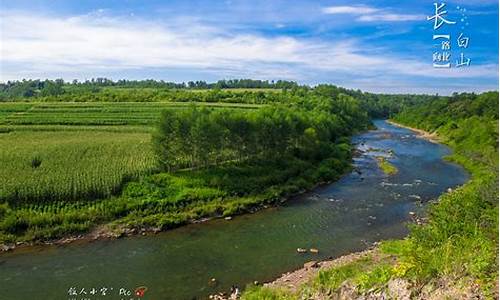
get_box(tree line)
[0,78,299,100]
[2,78,469,121]
[153,93,369,171]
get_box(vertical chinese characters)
[456,7,471,67]
[427,3,471,68]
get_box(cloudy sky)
[0,0,498,94]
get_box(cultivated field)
[0,102,261,205]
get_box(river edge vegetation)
[242,91,499,299]
[0,80,498,298]
[0,80,379,245]
[375,156,398,175]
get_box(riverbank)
[386,120,440,143]
[239,242,484,300]
[0,156,352,253]
[213,120,465,299]
[241,101,498,299]
[263,248,377,292]
[0,119,474,300]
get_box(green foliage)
[0,153,352,243]
[0,78,297,101]
[270,255,395,297]
[0,79,64,99]
[354,264,393,291]
[313,258,369,291]
[311,84,435,118]
[0,102,260,127]
[246,91,498,298]
[397,176,498,283]
[391,91,499,293]
[1,80,431,121]
[0,87,371,243]
[379,239,411,256]
[153,104,360,171]
[241,285,294,300]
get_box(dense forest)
[153,94,368,171]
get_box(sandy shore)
[387,120,440,143]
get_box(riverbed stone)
[387,278,411,300]
[303,261,319,269]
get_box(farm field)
[0,131,156,203]
[0,96,363,243]
[0,101,262,200]
[0,101,261,128]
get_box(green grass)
[375,156,398,175]
[241,253,396,299]
[313,256,373,291]
[241,286,293,300]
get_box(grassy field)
[0,131,156,203]
[0,101,264,242]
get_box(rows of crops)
[0,101,262,206]
[0,131,157,204]
[0,102,261,127]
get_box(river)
[0,120,469,300]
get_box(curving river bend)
[0,120,468,300]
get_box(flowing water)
[0,120,469,300]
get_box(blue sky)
[1,0,498,94]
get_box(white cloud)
[1,12,302,72]
[0,11,497,86]
[357,13,425,22]
[321,5,424,23]
[321,6,379,15]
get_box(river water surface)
[0,120,468,300]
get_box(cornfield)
[0,131,157,203]
[0,102,259,204]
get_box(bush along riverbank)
[240,92,499,299]
[0,91,372,248]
